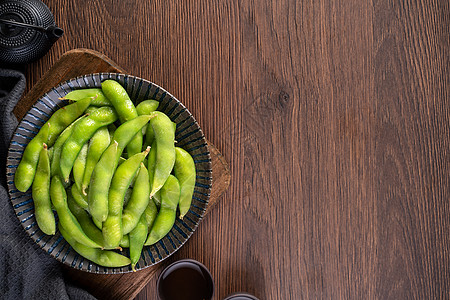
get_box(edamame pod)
[88,141,119,222]
[103,149,150,248]
[119,235,130,248]
[63,88,112,106]
[60,106,118,181]
[129,214,148,271]
[58,224,130,267]
[145,120,176,153]
[45,97,93,146]
[71,184,88,209]
[67,194,105,248]
[173,147,196,219]
[88,115,153,222]
[73,143,88,192]
[122,164,150,235]
[136,100,159,116]
[145,175,180,245]
[50,176,101,248]
[81,126,111,195]
[93,217,102,230]
[32,143,55,235]
[102,80,142,156]
[15,98,92,192]
[149,112,176,196]
[15,123,50,192]
[137,99,159,139]
[50,115,87,177]
[147,141,161,207]
[144,198,158,231]
[152,190,161,208]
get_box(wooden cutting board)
[13,48,231,300]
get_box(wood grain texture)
[19,0,450,299]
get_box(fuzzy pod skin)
[173,147,196,219]
[144,198,158,231]
[59,106,118,182]
[119,235,129,248]
[63,88,112,106]
[73,142,88,192]
[58,223,130,267]
[15,123,50,192]
[102,148,149,248]
[32,143,55,235]
[88,115,153,223]
[136,99,159,139]
[16,96,91,192]
[50,176,101,248]
[81,126,111,195]
[145,175,180,245]
[149,112,176,196]
[101,80,142,156]
[67,193,105,248]
[50,115,87,177]
[71,184,88,210]
[129,214,148,271]
[122,163,150,235]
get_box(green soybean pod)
[50,176,101,248]
[146,142,161,208]
[101,79,142,156]
[48,147,54,161]
[15,123,50,192]
[71,184,88,210]
[137,99,159,139]
[16,98,92,192]
[88,115,153,222]
[152,190,161,208]
[32,143,55,235]
[102,149,149,249]
[129,214,148,271]
[145,175,180,245]
[173,147,196,219]
[88,141,119,222]
[58,223,130,267]
[81,126,111,195]
[136,100,159,116]
[149,112,176,196]
[73,143,88,192]
[147,141,156,187]
[93,217,102,230]
[62,88,112,106]
[144,198,158,231]
[60,106,118,182]
[119,235,130,248]
[67,193,105,248]
[122,163,150,235]
[145,120,176,153]
[50,115,87,177]
[47,97,93,146]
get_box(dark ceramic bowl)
[6,73,212,274]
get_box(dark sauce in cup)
[157,259,214,300]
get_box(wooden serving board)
[14,48,231,300]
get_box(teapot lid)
[0,0,63,64]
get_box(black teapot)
[0,0,63,65]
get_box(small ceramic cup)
[156,259,214,300]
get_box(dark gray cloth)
[0,68,96,300]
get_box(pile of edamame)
[14,80,196,271]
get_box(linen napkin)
[0,68,95,300]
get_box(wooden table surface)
[21,1,449,299]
